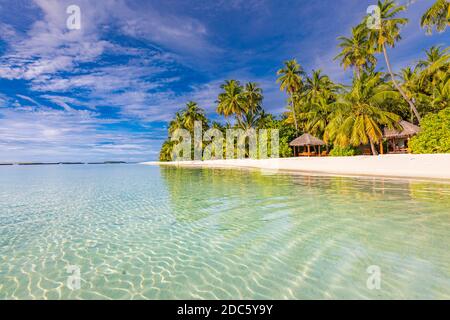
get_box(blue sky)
[0,0,448,162]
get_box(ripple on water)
[0,165,449,299]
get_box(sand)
[142,154,450,180]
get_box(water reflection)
[160,167,450,299]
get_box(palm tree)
[256,110,275,129]
[431,74,450,110]
[211,121,225,131]
[277,59,305,131]
[365,0,421,122]
[243,82,263,114]
[217,80,245,124]
[159,140,175,161]
[236,82,264,130]
[400,67,420,99]
[238,110,261,130]
[168,112,185,135]
[304,70,339,103]
[399,66,424,119]
[325,72,401,155]
[182,101,208,132]
[335,24,377,78]
[417,46,450,88]
[421,0,450,34]
[300,97,332,138]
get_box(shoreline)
[142,154,450,181]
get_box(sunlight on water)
[0,165,449,299]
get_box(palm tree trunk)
[369,139,378,156]
[290,97,299,132]
[225,116,230,128]
[355,66,361,79]
[382,45,422,123]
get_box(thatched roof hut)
[383,120,420,139]
[289,133,325,147]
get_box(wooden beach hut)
[383,120,420,154]
[289,133,326,157]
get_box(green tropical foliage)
[329,146,362,157]
[216,80,246,121]
[410,108,450,153]
[324,72,401,155]
[160,2,450,160]
[363,0,422,122]
[277,59,305,131]
[398,46,450,117]
[421,0,450,34]
[183,101,208,131]
[160,102,209,161]
[335,24,377,78]
[159,140,176,161]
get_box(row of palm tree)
[160,0,449,160]
[331,0,448,123]
[216,80,265,130]
[400,46,450,116]
[333,0,421,121]
[160,82,274,160]
[275,0,449,156]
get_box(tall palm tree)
[335,24,377,78]
[421,0,450,34]
[235,82,264,130]
[325,72,401,155]
[182,101,208,132]
[277,59,305,131]
[365,0,421,122]
[217,80,245,124]
[243,82,263,114]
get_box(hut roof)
[383,120,420,139]
[289,133,325,146]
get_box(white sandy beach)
[142,154,450,180]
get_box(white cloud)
[0,103,159,162]
[16,94,41,106]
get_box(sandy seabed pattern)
[0,165,449,299]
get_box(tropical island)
[2,0,450,301]
[150,0,450,179]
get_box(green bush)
[279,136,293,158]
[409,108,450,154]
[329,146,361,157]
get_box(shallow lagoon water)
[0,164,449,299]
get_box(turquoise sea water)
[0,164,449,299]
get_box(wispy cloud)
[0,0,445,161]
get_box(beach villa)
[289,120,421,157]
[383,120,421,154]
[289,133,326,157]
